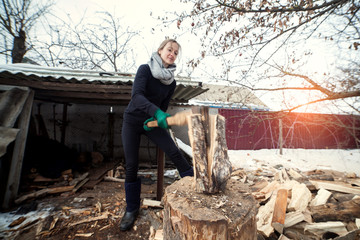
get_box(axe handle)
[146,110,191,128]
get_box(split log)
[257,193,277,237]
[163,177,258,240]
[284,211,306,229]
[287,168,303,179]
[310,197,360,222]
[187,113,232,193]
[288,182,311,212]
[310,188,332,206]
[271,189,288,234]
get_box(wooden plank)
[0,87,29,127]
[83,161,119,188]
[310,197,360,222]
[271,189,288,234]
[310,180,360,195]
[2,89,34,209]
[0,127,19,158]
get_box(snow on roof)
[191,84,269,110]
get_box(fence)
[219,109,360,150]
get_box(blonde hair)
[157,39,181,56]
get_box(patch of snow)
[228,148,360,175]
[177,137,360,175]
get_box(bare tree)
[28,11,138,72]
[0,0,54,63]
[174,0,359,112]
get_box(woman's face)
[158,42,179,68]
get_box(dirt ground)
[2,176,170,240]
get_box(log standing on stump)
[159,107,258,239]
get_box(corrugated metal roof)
[0,64,208,105]
[192,83,269,109]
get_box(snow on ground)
[176,138,360,176]
[228,148,360,176]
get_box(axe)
[146,110,192,128]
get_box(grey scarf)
[148,52,176,85]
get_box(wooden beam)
[156,147,165,201]
[2,89,34,209]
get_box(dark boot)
[120,178,141,231]
[179,167,194,178]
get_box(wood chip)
[69,212,109,227]
[74,233,94,237]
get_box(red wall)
[219,109,360,150]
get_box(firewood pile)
[231,166,360,240]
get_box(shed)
[0,63,208,208]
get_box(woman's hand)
[154,109,171,129]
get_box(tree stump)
[163,177,258,240]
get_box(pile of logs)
[242,167,360,239]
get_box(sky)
[3,0,356,114]
[51,0,198,71]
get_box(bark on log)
[187,114,232,193]
[310,197,360,222]
[163,177,258,240]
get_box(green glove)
[143,117,155,131]
[154,109,171,129]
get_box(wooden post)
[2,89,34,209]
[60,103,68,145]
[156,147,165,201]
[279,118,283,155]
[107,107,114,161]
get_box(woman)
[120,39,193,231]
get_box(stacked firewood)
[232,167,360,239]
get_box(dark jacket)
[123,64,176,125]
